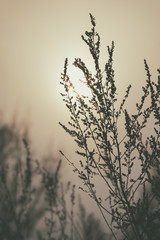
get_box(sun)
[67,63,92,100]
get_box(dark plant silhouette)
[60,14,160,240]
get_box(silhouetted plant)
[60,14,160,240]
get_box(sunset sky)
[0,0,160,182]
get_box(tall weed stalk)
[60,14,160,240]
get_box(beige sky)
[0,0,160,163]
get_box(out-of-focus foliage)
[0,122,106,240]
[78,200,111,240]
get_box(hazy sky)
[0,0,160,161]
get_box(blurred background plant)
[0,120,107,240]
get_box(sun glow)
[67,63,92,101]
